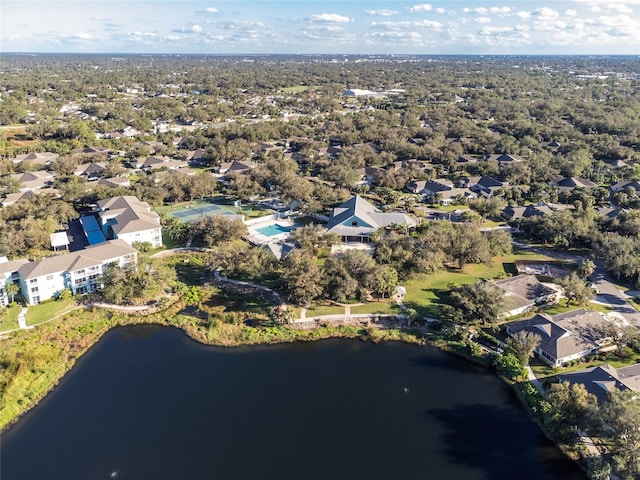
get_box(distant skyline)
[2,1,640,55]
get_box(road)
[513,240,640,327]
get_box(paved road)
[590,259,640,326]
[513,240,640,327]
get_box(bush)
[495,353,525,381]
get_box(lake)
[1,325,586,480]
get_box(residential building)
[17,239,137,304]
[494,275,561,317]
[96,195,163,248]
[506,309,614,366]
[557,363,640,404]
[326,195,416,242]
[0,257,30,305]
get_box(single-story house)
[506,309,614,367]
[557,363,640,404]
[494,274,561,317]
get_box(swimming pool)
[255,224,292,237]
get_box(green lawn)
[350,301,403,315]
[530,348,640,380]
[402,252,558,320]
[26,298,77,326]
[541,301,617,316]
[0,305,22,332]
[305,304,346,317]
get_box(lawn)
[350,301,403,315]
[305,303,346,317]
[541,301,617,316]
[0,305,22,332]
[26,298,77,326]
[402,252,558,320]
[529,348,640,380]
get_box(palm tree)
[5,282,19,304]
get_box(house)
[549,177,598,193]
[216,160,258,175]
[610,180,640,193]
[96,196,162,248]
[326,195,417,242]
[438,188,478,206]
[406,178,453,195]
[459,176,505,197]
[10,170,56,192]
[0,188,59,207]
[502,204,556,222]
[17,239,138,304]
[494,275,561,317]
[0,257,30,305]
[487,153,525,165]
[354,166,384,186]
[97,177,131,189]
[514,260,572,278]
[74,162,106,180]
[12,151,58,166]
[557,363,640,404]
[506,309,614,366]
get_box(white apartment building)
[17,240,138,304]
[97,195,163,248]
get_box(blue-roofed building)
[80,215,107,245]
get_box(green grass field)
[402,252,556,319]
[26,298,77,326]
[305,304,346,317]
[0,305,23,332]
[350,302,403,315]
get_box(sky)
[2,0,639,55]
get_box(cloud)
[532,7,560,21]
[435,7,446,14]
[476,17,492,23]
[308,13,351,23]
[372,19,443,30]
[218,20,266,31]
[408,4,433,12]
[172,25,203,33]
[365,9,397,16]
[72,33,93,40]
[516,11,531,19]
[565,9,578,16]
[201,7,219,14]
[463,7,488,14]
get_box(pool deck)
[247,219,298,245]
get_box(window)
[351,220,358,226]
[46,274,54,281]
[31,286,39,293]
[29,278,38,285]
[32,295,40,304]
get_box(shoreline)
[0,297,589,479]
[0,300,424,433]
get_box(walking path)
[17,306,28,329]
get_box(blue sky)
[2,1,639,55]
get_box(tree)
[506,330,542,366]
[557,273,595,306]
[5,282,19,304]
[279,250,323,306]
[592,389,640,479]
[193,216,248,247]
[372,265,399,299]
[447,223,491,269]
[289,224,339,254]
[448,280,506,325]
[576,259,596,280]
[543,381,597,441]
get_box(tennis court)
[161,198,273,224]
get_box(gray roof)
[18,239,136,280]
[495,275,557,301]
[326,196,416,237]
[557,364,626,404]
[97,195,160,235]
[507,309,609,364]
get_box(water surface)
[1,325,586,480]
